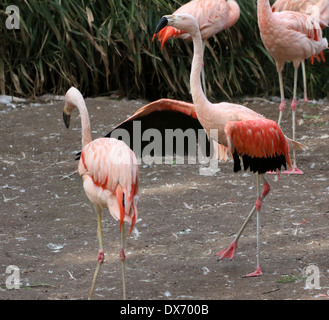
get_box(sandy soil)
[0,93,328,300]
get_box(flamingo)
[154,13,306,277]
[272,0,329,102]
[62,87,139,300]
[153,0,240,49]
[152,0,240,94]
[257,0,328,174]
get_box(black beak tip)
[63,112,70,129]
[155,16,169,34]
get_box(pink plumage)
[79,138,139,232]
[258,5,327,70]
[271,0,329,100]
[272,0,329,23]
[225,119,291,168]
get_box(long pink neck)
[257,0,273,24]
[226,0,240,29]
[189,26,210,117]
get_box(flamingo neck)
[75,95,92,148]
[257,0,272,22]
[190,28,210,116]
[226,0,240,28]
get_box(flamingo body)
[79,138,138,233]
[271,0,329,100]
[259,9,327,71]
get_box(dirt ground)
[0,92,328,301]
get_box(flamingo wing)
[104,98,217,159]
[224,119,292,173]
[276,11,325,40]
[272,0,329,21]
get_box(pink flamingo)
[63,87,139,299]
[154,13,306,277]
[258,0,328,174]
[153,0,240,93]
[153,0,240,49]
[272,0,329,102]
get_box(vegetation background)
[1,0,328,101]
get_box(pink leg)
[242,197,263,278]
[121,223,127,300]
[302,61,308,102]
[282,167,304,174]
[278,100,286,127]
[217,176,270,274]
[282,84,304,175]
[243,267,262,277]
[216,240,237,260]
[98,249,105,263]
[120,248,126,261]
[242,173,265,277]
[277,69,286,127]
[89,207,104,299]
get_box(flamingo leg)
[277,70,286,127]
[282,67,304,175]
[242,173,263,277]
[217,174,270,271]
[88,206,105,300]
[301,61,308,102]
[120,222,127,300]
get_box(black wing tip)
[233,151,287,174]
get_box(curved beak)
[155,16,169,34]
[63,111,71,129]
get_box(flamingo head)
[63,99,72,129]
[155,14,199,37]
[63,87,83,129]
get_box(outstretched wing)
[104,98,215,159]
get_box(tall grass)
[0,0,328,100]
